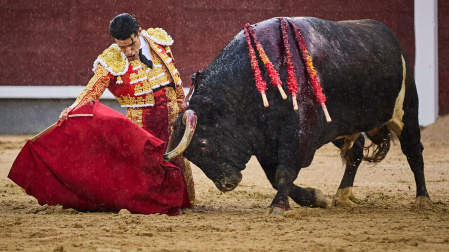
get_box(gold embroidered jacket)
[70,28,184,111]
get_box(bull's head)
[165,82,253,192]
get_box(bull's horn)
[164,110,197,160]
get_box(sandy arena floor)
[0,115,448,251]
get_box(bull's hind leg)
[390,114,432,209]
[332,134,365,207]
[389,55,431,209]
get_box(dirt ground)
[1,116,449,251]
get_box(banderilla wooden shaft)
[30,114,93,142]
[277,85,287,100]
[261,93,269,107]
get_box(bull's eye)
[200,140,207,148]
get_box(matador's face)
[115,28,142,62]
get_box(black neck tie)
[139,48,153,69]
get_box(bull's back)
[205,16,411,144]
[288,17,407,134]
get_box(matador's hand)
[59,107,72,121]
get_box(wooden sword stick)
[30,114,93,142]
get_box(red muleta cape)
[8,101,190,215]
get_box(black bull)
[169,17,432,214]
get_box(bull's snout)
[215,174,242,192]
[221,182,238,192]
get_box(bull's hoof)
[311,188,328,208]
[413,196,432,209]
[333,187,360,207]
[290,187,327,208]
[265,206,285,217]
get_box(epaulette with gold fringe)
[142,28,174,46]
[92,44,128,76]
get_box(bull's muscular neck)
[193,34,265,158]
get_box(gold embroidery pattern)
[95,45,127,75]
[147,40,182,86]
[166,87,179,138]
[129,61,154,96]
[148,44,176,89]
[141,81,151,94]
[116,94,155,108]
[129,70,147,84]
[175,84,186,104]
[130,60,141,69]
[145,28,174,45]
[126,107,143,127]
[134,84,143,95]
[73,65,111,111]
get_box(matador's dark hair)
[109,13,140,40]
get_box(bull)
[166,17,432,215]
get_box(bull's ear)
[191,70,203,89]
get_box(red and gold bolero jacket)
[70,28,184,111]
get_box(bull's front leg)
[259,117,327,215]
[257,153,327,216]
[266,164,327,216]
[267,165,295,216]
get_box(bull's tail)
[363,125,392,163]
